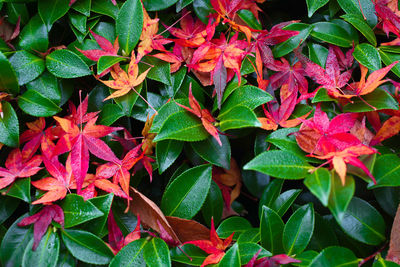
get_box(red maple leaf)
[107,211,141,254]
[176,84,222,146]
[244,249,301,267]
[18,205,64,250]
[374,0,400,38]
[0,148,42,190]
[184,217,234,267]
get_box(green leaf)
[306,0,329,17]
[161,164,212,219]
[9,51,45,86]
[113,83,144,116]
[97,56,126,75]
[82,194,114,236]
[309,246,359,267]
[244,150,312,179]
[69,11,87,34]
[218,105,261,131]
[220,85,272,115]
[304,168,331,206]
[92,0,119,18]
[238,9,262,30]
[295,250,319,267]
[18,89,61,117]
[0,102,19,147]
[342,14,376,46]
[219,243,241,267]
[7,3,29,25]
[311,21,353,47]
[373,256,400,267]
[19,14,49,53]
[338,197,386,245]
[374,187,400,217]
[260,205,284,254]
[176,0,194,12]
[239,243,271,265]
[191,134,231,169]
[343,87,399,112]
[308,43,329,67]
[171,244,207,265]
[283,204,315,255]
[110,238,147,267]
[46,49,91,78]
[156,140,184,174]
[143,238,171,267]
[273,23,313,58]
[61,229,114,265]
[337,0,377,27]
[26,71,61,104]
[71,0,90,16]
[0,214,33,267]
[0,196,19,224]
[312,88,336,103]
[38,0,70,28]
[370,154,400,188]
[271,189,302,217]
[237,228,261,244]
[116,0,143,55]
[151,100,184,133]
[140,57,171,85]
[379,50,400,79]
[216,216,252,239]
[328,173,355,221]
[153,110,209,142]
[5,177,31,202]
[99,104,124,126]
[258,179,284,217]
[0,51,19,95]
[60,194,104,228]
[22,228,60,267]
[353,43,381,71]
[308,214,339,251]
[143,0,179,11]
[202,180,223,226]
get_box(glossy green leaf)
[295,250,319,267]
[191,134,231,169]
[258,179,284,217]
[71,0,90,16]
[260,205,284,254]
[140,57,171,85]
[370,154,400,188]
[306,0,329,17]
[112,83,144,116]
[156,140,184,174]
[379,50,400,79]
[18,89,61,117]
[273,23,313,58]
[304,168,331,206]
[92,0,119,18]
[9,51,45,85]
[244,150,312,179]
[237,228,261,244]
[109,238,147,267]
[0,102,19,147]
[82,194,114,236]
[176,0,193,12]
[170,244,207,265]
[60,194,104,228]
[328,173,355,221]
[0,214,33,267]
[38,0,70,28]
[343,87,399,112]
[271,189,302,217]
[143,238,171,267]
[202,180,223,226]
[69,11,87,34]
[308,43,329,67]
[97,56,126,74]
[61,229,114,265]
[5,177,31,202]
[353,43,381,71]
[238,9,262,30]
[26,71,61,104]
[6,3,29,24]
[373,257,400,267]
[116,0,143,55]
[46,49,91,78]
[311,22,353,47]
[218,105,261,131]
[99,104,124,126]
[338,197,386,245]
[308,213,339,251]
[336,0,377,27]
[0,196,19,224]
[153,110,209,142]
[19,14,48,53]
[374,187,400,217]
[312,88,336,103]
[309,246,359,267]
[239,243,271,265]
[161,164,212,219]
[144,0,178,11]
[342,14,376,46]
[22,228,60,267]
[216,216,252,239]
[0,51,19,95]
[219,243,240,267]
[151,99,187,133]
[283,204,315,255]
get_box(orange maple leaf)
[97,52,150,101]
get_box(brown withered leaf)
[129,187,181,244]
[166,216,210,243]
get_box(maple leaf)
[295,105,360,155]
[311,145,377,185]
[0,148,42,190]
[374,0,400,38]
[371,115,400,145]
[76,30,120,77]
[245,249,301,267]
[136,7,171,62]
[97,52,151,101]
[53,115,122,194]
[152,44,185,73]
[107,211,141,254]
[176,84,222,146]
[184,217,234,267]
[18,205,64,250]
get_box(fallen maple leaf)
[175,83,222,146]
[371,115,400,145]
[18,205,64,250]
[107,211,141,254]
[184,217,234,267]
[245,249,301,267]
